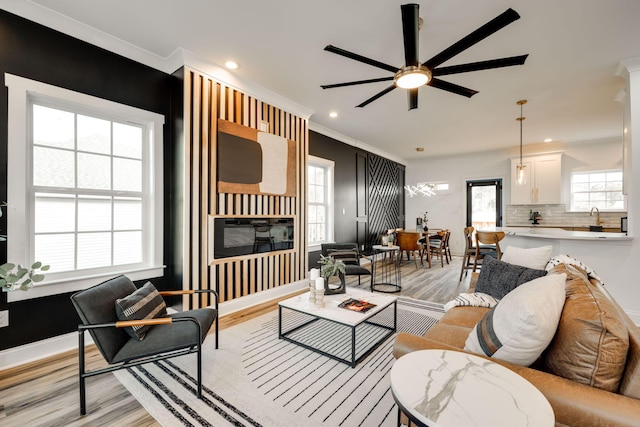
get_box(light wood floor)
[0,255,472,426]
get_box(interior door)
[466,179,503,229]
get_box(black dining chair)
[321,243,372,287]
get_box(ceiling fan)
[321,4,528,110]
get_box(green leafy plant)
[318,255,346,281]
[0,261,50,291]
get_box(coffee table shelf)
[278,288,397,367]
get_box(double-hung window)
[307,156,334,252]
[5,74,164,301]
[570,170,625,211]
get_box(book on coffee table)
[338,298,377,313]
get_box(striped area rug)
[114,297,444,427]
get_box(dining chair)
[459,226,476,281]
[397,231,423,268]
[428,230,450,267]
[473,230,506,272]
[443,230,452,263]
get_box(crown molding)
[621,57,640,74]
[0,1,314,120]
[172,49,314,120]
[308,121,406,166]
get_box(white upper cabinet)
[511,153,562,205]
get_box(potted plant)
[422,211,429,231]
[318,255,346,295]
[0,202,50,291]
[0,261,50,292]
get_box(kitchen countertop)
[486,226,632,241]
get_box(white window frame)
[5,73,164,301]
[569,169,626,212]
[307,155,334,253]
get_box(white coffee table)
[278,287,397,367]
[390,350,554,427]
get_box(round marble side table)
[390,349,554,427]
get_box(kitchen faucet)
[590,207,603,225]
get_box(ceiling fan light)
[395,66,431,89]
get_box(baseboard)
[0,331,94,371]
[218,279,307,317]
[0,279,308,371]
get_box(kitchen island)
[496,226,631,241]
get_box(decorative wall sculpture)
[217,119,296,197]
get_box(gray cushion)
[112,308,217,363]
[327,249,359,265]
[115,282,168,341]
[71,275,137,363]
[475,256,547,300]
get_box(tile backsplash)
[505,204,626,229]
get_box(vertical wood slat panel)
[183,67,308,308]
[189,74,202,309]
[182,70,193,309]
[199,77,211,308]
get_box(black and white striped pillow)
[115,281,168,340]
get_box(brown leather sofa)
[394,270,640,427]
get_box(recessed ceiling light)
[329,111,338,118]
[224,60,239,70]
[416,147,425,152]
[544,138,552,143]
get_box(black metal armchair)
[70,275,218,415]
[321,243,372,287]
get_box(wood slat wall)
[182,68,308,309]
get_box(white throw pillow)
[501,245,553,270]
[464,272,566,366]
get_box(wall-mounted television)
[213,217,294,259]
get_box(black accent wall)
[0,11,175,350]
[308,130,405,267]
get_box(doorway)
[466,179,502,229]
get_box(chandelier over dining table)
[404,182,436,197]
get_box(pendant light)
[516,99,527,185]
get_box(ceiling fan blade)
[408,88,418,110]
[321,76,394,89]
[324,45,399,73]
[356,84,397,108]
[428,78,478,98]
[423,8,520,70]
[401,3,420,66]
[433,54,528,76]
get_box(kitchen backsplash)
[505,204,626,229]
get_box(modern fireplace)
[213,216,294,259]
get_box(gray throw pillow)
[115,281,168,340]
[327,249,359,265]
[475,256,547,300]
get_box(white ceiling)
[9,0,640,161]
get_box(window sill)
[6,265,166,302]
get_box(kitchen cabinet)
[511,153,562,204]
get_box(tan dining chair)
[429,230,450,267]
[397,231,423,268]
[473,230,505,272]
[459,226,476,281]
